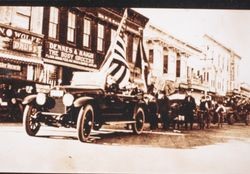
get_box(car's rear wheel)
[77,104,94,142]
[132,107,145,134]
[23,105,40,136]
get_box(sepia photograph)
[0,1,250,173]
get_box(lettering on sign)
[98,13,139,35]
[45,41,97,68]
[12,39,38,53]
[0,25,42,44]
[0,25,41,54]
[0,62,21,71]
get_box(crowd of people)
[145,86,250,131]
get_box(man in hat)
[182,89,196,130]
[156,90,170,130]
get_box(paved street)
[0,122,250,173]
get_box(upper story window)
[149,49,153,63]
[83,18,91,48]
[176,59,181,77]
[110,28,116,43]
[97,23,104,51]
[49,7,59,39]
[163,55,168,73]
[67,11,76,43]
[14,7,31,30]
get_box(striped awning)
[0,51,43,65]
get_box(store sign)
[0,62,21,71]
[0,24,42,54]
[12,39,38,53]
[0,25,42,44]
[45,41,97,68]
[98,13,139,35]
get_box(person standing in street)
[182,90,196,130]
[157,90,170,130]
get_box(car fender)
[73,96,94,108]
[22,94,37,105]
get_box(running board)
[104,121,136,125]
[40,112,62,116]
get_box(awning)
[0,51,43,65]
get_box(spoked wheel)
[23,105,41,136]
[77,104,94,142]
[132,107,145,134]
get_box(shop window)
[163,55,168,73]
[43,64,58,86]
[83,18,91,48]
[49,7,59,39]
[67,11,76,43]
[14,7,31,30]
[149,49,153,63]
[97,23,104,51]
[176,59,180,77]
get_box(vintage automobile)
[0,76,50,121]
[225,97,250,125]
[22,71,147,142]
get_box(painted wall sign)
[0,62,21,71]
[0,25,42,44]
[45,41,97,68]
[98,13,139,35]
[12,39,38,53]
[0,24,42,55]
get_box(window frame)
[82,18,91,48]
[97,23,104,52]
[163,55,168,73]
[176,59,181,77]
[67,11,76,43]
[48,7,59,39]
[15,7,32,30]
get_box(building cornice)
[204,34,241,59]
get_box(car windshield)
[71,71,106,89]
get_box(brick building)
[0,6,44,81]
[41,7,148,85]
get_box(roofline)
[203,34,241,59]
[148,24,202,53]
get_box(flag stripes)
[99,9,130,88]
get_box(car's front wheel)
[132,107,145,134]
[23,105,40,136]
[77,104,94,142]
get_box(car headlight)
[62,93,74,106]
[11,98,17,104]
[36,93,46,105]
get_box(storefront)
[41,7,149,86]
[42,41,97,85]
[0,23,44,81]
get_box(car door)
[101,92,128,121]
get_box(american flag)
[99,9,130,88]
[134,37,149,92]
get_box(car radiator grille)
[49,98,66,114]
